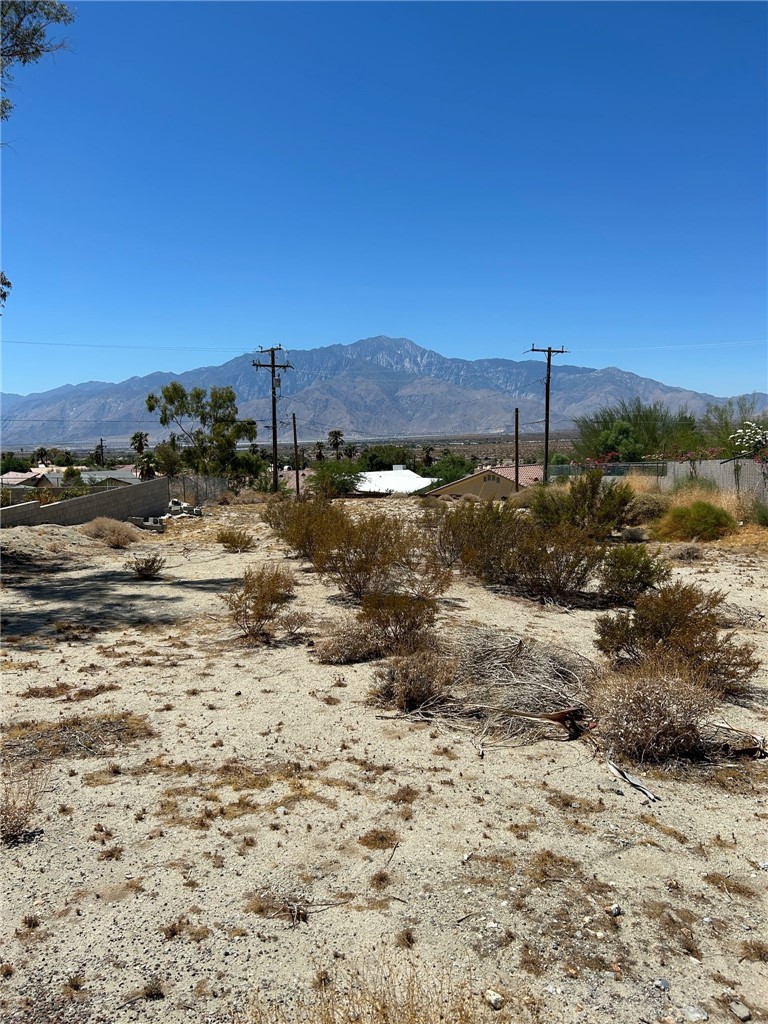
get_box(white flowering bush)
[728,421,768,462]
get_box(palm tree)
[421,444,435,468]
[327,430,344,460]
[130,431,149,456]
[314,441,325,461]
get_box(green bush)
[453,501,527,583]
[594,582,758,698]
[749,499,768,528]
[530,471,633,539]
[654,501,737,542]
[597,545,671,604]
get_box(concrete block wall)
[0,478,171,528]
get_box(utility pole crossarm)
[528,345,568,484]
[252,345,293,493]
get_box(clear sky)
[2,1,766,399]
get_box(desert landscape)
[1,494,766,1024]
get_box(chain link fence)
[550,460,767,497]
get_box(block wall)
[0,478,171,528]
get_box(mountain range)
[1,336,765,447]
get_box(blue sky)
[2,1,766,399]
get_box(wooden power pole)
[253,345,293,492]
[528,345,567,483]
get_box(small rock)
[729,1002,752,1022]
[606,903,622,917]
[684,1007,709,1022]
[654,978,671,992]
[484,989,504,1011]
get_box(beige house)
[427,465,543,501]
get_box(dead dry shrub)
[370,651,456,712]
[448,627,593,741]
[359,593,437,651]
[591,664,715,762]
[124,552,167,579]
[624,492,671,525]
[314,621,385,665]
[0,761,49,844]
[595,582,759,699]
[216,527,255,553]
[249,966,482,1024]
[2,713,156,761]
[624,471,664,496]
[315,511,449,600]
[597,544,671,604]
[220,564,296,643]
[81,517,139,549]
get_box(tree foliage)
[573,399,701,462]
[1,0,74,120]
[145,383,258,482]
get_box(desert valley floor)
[1,499,766,1024]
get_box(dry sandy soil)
[1,499,766,1024]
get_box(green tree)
[327,429,344,460]
[1,1,74,121]
[145,383,257,479]
[0,271,11,309]
[154,436,183,480]
[421,444,435,468]
[700,397,762,458]
[313,440,325,462]
[310,459,362,498]
[1,450,31,473]
[427,453,475,486]
[573,399,702,461]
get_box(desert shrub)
[314,622,385,664]
[370,651,455,712]
[654,501,737,542]
[263,496,347,564]
[748,499,768,527]
[597,545,671,604]
[510,524,604,601]
[81,517,139,549]
[595,582,758,698]
[220,564,296,642]
[315,512,449,600]
[216,527,255,553]
[530,471,633,539]
[359,593,437,650]
[592,665,715,762]
[453,500,527,583]
[124,553,167,580]
[624,492,671,525]
[1,763,49,844]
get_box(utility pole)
[292,413,300,497]
[528,345,567,483]
[253,346,293,493]
[514,407,519,492]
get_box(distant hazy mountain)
[1,336,765,447]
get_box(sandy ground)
[1,500,766,1024]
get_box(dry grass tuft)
[358,826,399,851]
[315,621,385,665]
[0,762,49,844]
[2,712,156,761]
[248,967,488,1024]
